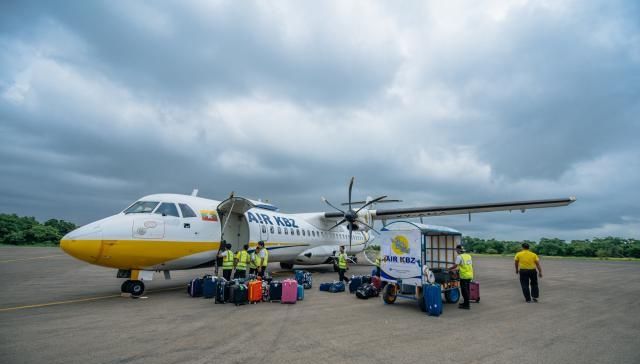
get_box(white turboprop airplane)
[60,178,575,296]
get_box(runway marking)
[0,254,66,263]
[0,286,185,313]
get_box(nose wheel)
[121,280,145,297]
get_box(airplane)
[60,177,576,296]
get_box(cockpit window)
[154,203,180,217]
[178,203,197,218]
[124,201,159,214]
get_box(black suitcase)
[231,284,249,306]
[362,275,372,284]
[215,280,232,304]
[269,281,282,302]
[356,283,379,299]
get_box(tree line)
[0,214,77,246]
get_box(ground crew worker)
[248,247,259,276]
[374,253,381,277]
[215,239,226,276]
[449,244,473,310]
[256,241,269,278]
[234,244,250,279]
[217,243,234,281]
[515,242,543,303]
[337,246,350,285]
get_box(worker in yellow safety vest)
[217,243,234,281]
[256,241,269,278]
[449,244,474,310]
[336,245,351,286]
[234,244,250,279]
[248,248,259,276]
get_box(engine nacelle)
[295,245,340,265]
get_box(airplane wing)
[324,197,576,220]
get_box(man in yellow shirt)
[514,243,543,303]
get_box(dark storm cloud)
[0,1,639,240]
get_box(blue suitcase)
[202,277,218,299]
[424,284,443,316]
[319,282,333,291]
[294,270,305,285]
[349,276,363,293]
[297,284,304,300]
[188,278,203,297]
[329,281,345,293]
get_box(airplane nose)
[60,229,103,263]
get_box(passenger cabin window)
[178,203,197,218]
[261,225,267,233]
[278,227,282,234]
[154,203,179,217]
[296,229,300,236]
[270,226,275,234]
[302,230,306,236]
[285,228,289,235]
[124,201,159,214]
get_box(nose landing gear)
[121,280,145,297]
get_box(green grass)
[0,243,60,247]
[472,253,640,261]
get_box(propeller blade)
[348,176,355,210]
[328,218,347,231]
[356,220,380,234]
[322,197,345,214]
[348,225,353,251]
[356,195,388,214]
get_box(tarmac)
[1,246,639,364]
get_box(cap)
[455,244,465,251]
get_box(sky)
[1,0,639,241]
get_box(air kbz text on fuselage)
[246,211,300,228]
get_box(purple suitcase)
[281,279,298,304]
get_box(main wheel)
[129,280,145,297]
[444,288,460,303]
[280,262,294,270]
[382,284,397,304]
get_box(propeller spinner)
[322,177,386,251]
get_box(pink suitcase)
[281,279,298,304]
[469,281,480,302]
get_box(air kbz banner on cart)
[380,229,422,285]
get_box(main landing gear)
[121,280,145,297]
[280,262,294,270]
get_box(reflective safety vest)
[236,250,249,270]
[459,253,474,280]
[222,250,234,269]
[338,253,348,269]
[260,249,269,267]
[249,252,258,269]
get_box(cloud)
[0,0,638,240]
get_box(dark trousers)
[222,269,232,281]
[338,269,350,283]
[519,269,539,301]
[234,269,246,279]
[258,267,267,278]
[376,266,381,277]
[249,268,258,276]
[460,279,471,307]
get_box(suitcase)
[469,281,480,302]
[202,276,218,299]
[269,281,282,302]
[188,278,203,297]
[424,284,443,316]
[319,282,333,291]
[329,281,345,293]
[215,280,232,304]
[294,270,305,285]
[297,284,304,300]
[349,276,363,293]
[362,275,372,284]
[281,279,298,304]
[303,272,312,289]
[356,283,379,299]
[262,281,269,302]
[371,276,382,290]
[231,284,249,306]
[248,280,262,303]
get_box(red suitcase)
[469,281,480,302]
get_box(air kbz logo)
[246,211,300,228]
[384,235,417,264]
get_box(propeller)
[322,177,386,251]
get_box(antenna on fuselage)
[191,189,199,197]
